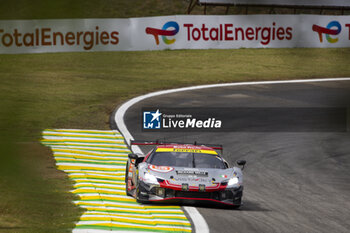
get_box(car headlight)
[227,177,239,186]
[143,172,158,184]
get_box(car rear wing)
[130,140,223,151]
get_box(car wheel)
[231,204,241,209]
[135,178,150,204]
[231,197,241,209]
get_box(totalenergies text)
[184,22,293,45]
[0,26,119,50]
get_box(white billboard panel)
[1,15,350,54]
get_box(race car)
[125,140,246,208]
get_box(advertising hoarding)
[0,15,349,54]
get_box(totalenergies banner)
[0,15,350,54]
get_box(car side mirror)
[129,153,144,166]
[236,160,246,170]
[128,153,139,160]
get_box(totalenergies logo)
[312,21,342,43]
[145,21,179,45]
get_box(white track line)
[113,77,350,233]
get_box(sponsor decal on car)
[149,164,174,173]
[176,170,209,177]
[156,147,218,155]
[172,177,211,183]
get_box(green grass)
[1,1,350,232]
[1,0,347,20]
[0,0,200,19]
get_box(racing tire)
[135,178,151,204]
[231,204,241,210]
[231,197,242,209]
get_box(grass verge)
[1,0,347,20]
[1,48,350,232]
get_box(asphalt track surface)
[122,80,350,233]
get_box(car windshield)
[148,152,226,169]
